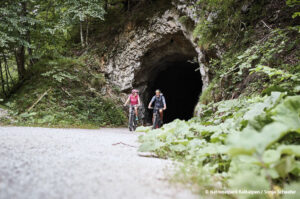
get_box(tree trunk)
[104,0,108,10]
[15,47,26,81]
[2,52,13,83]
[0,59,6,96]
[28,47,34,67]
[14,1,27,81]
[27,30,35,67]
[4,57,10,91]
[80,21,85,47]
[85,19,89,46]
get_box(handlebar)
[148,107,166,110]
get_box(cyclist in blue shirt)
[148,89,166,124]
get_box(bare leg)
[134,106,138,117]
[159,109,163,121]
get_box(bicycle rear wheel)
[157,117,162,128]
[133,118,137,131]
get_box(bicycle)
[149,107,163,129]
[128,105,138,131]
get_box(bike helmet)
[132,89,138,94]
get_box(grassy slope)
[0,56,126,128]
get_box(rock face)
[100,3,210,121]
[103,8,209,93]
[173,0,201,23]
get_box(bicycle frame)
[150,107,163,129]
[128,105,137,131]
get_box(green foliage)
[199,78,220,104]
[62,0,105,23]
[202,27,300,103]
[179,16,189,24]
[139,92,300,197]
[136,126,152,133]
[286,0,300,6]
[192,0,257,49]
[193,0,298,50]
[90,73,106,89]
[286,0,300,32]
[0,0,108,98]
[41,69,79,83]
[0,0,36,49]
[250,65,296,81]
[286,0,300,20]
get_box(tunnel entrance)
[133,33,203,124]
[145,61,202,123]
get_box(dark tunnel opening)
[145,61,202,124]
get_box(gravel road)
[0,127,197,199]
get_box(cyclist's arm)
[124,96,130,106]
[148,96,155,108]
[162,96,167,110]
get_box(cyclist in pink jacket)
[124,89,141,121]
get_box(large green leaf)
[283,182,300,199]
[228,171,269,199]
[243,92,283,121]
[271,96,300,133]
[262,150,281,164]
[138,141,165,152]
[136,126,152,133]
[274,156,295,178]
[227,96,300,155]
[277,145,300,157]
[169,144,186,152]
[196,144,229,156]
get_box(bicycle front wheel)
[128,113,133,131]
[153,114,158,129]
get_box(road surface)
[0,127,197,199]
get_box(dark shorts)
[153,107,163,114]
[129,105,138,112]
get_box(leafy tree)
[0,0,36,81]
[0,0,106,98]
[61,0,106,47]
